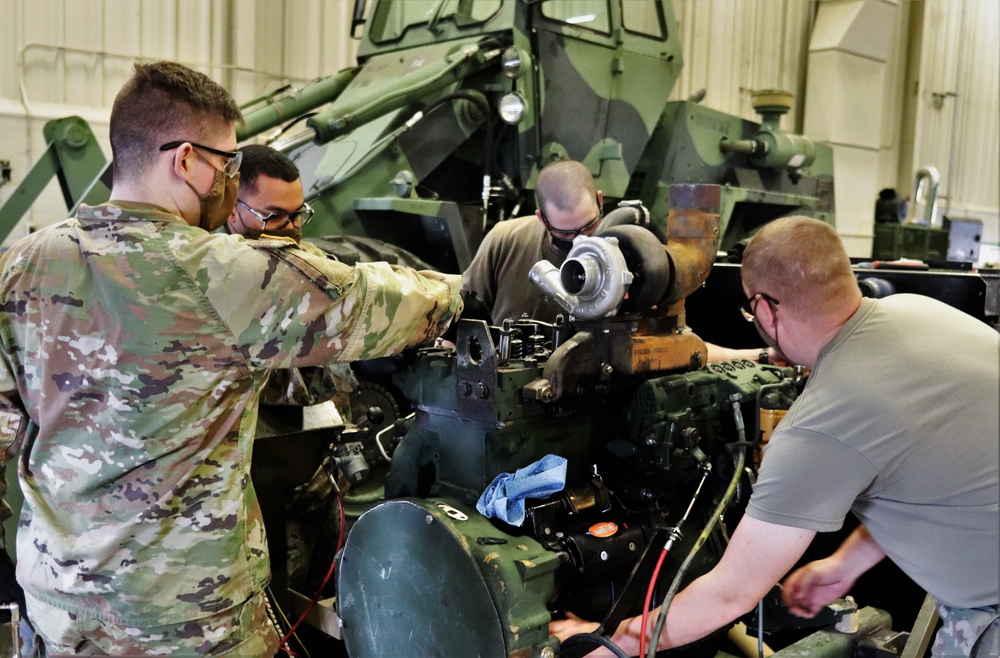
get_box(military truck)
[0,0,833,275]
[258,0,832,273]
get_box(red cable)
[640,547,669,658]
[281,489,347,646]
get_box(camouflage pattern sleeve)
[0,355,27,551]
[184,234,464,369]
[0,205,462,627]
[257,364,359,407]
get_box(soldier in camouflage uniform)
[0,61,461,656]
[226,143,359,413]
[226,143,355,598]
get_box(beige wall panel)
[138,0,177,61]
[908,0,998,236]
[102,0,142,107]
[673,2,728,109]
[0,1,20,100]
[805,50,886,147]
[22,2,65,105]
[175,0,224,82]
[831,145,882,255]
[63,0,105,107]
[285,0,324,79]
[948,0,999,215]
[907,0,959,203]
[229,0,358,113]
[246,0,288,77]
[672,0,811,129]
[230,1,279,104]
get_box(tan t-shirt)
[461,214,570,324]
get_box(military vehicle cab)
[253,0,832,273]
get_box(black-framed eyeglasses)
[237,199,315,229]
[740,292,780,322]
[539,195,603,239]
[159,141,242,178]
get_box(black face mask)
[550,235,576,252]
[541,194,603,253]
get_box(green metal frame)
[0,117,111,245]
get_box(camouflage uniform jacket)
[0,201,461,626]
[257,239,360,407]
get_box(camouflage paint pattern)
[0,201,461,628]
[25,590,279,656]
[933,603,1000,657]
[256,239,360,407]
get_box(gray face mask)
[187,169,240,231]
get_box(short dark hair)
[535,160,596,215]
[110,61,243,181]
[237,144,301,196]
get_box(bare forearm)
[657,574,759,649]
[608,572,762,652]
[610,518,815,653]
[705,343,781,365]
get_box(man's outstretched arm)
[550,516,816,656]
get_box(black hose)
[558,632,630,658]
[405,90,497,193]
[270,112,319,141]
[596,204,667,244]
[422,90,490,117]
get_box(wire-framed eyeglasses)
[739,292,780,323]
[237,199,315,229]
[159,141,242,178]
[539,196,603,239]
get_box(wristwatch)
[758,348,770,364]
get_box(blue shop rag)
[475,454,568,527]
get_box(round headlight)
[498,93,526,125]
[501,48,523,79]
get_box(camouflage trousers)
[25,590,280,656]
[932,603,1000,657]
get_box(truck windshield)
[368,0,503,43]
[539,0,611,34]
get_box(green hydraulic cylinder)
[236,68,360,142]
[300,38,500,147]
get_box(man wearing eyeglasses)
[227,143,358,409]
[552,216,998,657]
[0,61,462,656]
[224,143,360,600]
[462,160,779,363]
[462,159,604,325]
[227,144,316,244]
